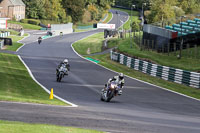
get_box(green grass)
[72,31,200,100]
[74,29,94,32]
[72,32,104,55]
[5,34,29,51]
[74,12,112,32]
[0,53,67,105]
[112,7,140,30]
[8,20,42,30]
[5,35,27,51]
[108,38,200,72]
[1,35,67,105]
[0,120,103,133]
[102,12,113,23]
[1,29,20,35]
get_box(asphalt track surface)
[1,10,200,133]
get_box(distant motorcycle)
[56,65,68,82]
[38,37,42,44]
[101,81,120,102]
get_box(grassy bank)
[0,120,103,133]
[5,34,28,51]
[0,34,67,105]
[74,12,113,33]
[102,12,113,23]
[112,7,140,30]
[73,32,104,55]
[72,31,200,100]
[8,20,42,30]
[109,38,200,72]
[0,53,66,105]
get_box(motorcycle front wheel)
[106,90,114,102]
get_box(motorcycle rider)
[56,59,70,75]
[38,36,42,44]
[103,73,125,95]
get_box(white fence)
[51,23,73,35]
[0,32,10,37]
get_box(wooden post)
[147,40,150,51]
[155,41,157,52]
[174,43,176,56]
[152,40,154,51]
[187,44,189,58]
[168,43,170,56]
[144,39,146,50]
[162,44,164,54]
[195,44,197,59]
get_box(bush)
[20,19,28,23]
[27,19,40,25]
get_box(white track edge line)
[70,12,200,103]
[16,33,30,52]
[0,100,75,108]
[16,36,78,107]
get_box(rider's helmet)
[63,59,68,64]
[119,73,124,80]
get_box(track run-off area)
[0,10,200,133]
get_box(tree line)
[115,0,200,23]
[22,0,115,24]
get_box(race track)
[0,9,200,133]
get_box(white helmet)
[63,59,68,64]
[119,73,124,79]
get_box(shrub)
[20,19,28,23]
[27,19,40,25]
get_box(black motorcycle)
[38,37,42,44]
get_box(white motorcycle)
[101,81,120,102]
[56,65,68,82]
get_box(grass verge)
[73,32,104,55]
[0,120,103,133]
[102,12,113,23]
[5,34,28,51]
[1,34,67,105]
[8,20,42,30]
[112,7,140,30]
[0,53,67,105]
[72,32,200,100]
[109,38,200,72]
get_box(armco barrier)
[110,51,200,89]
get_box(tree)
[62,0,85,23]
[148,0,177,24]
[178,0,200,14]
[22,0,46,19]
[88,3,98,20]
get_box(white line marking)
[71,11,200,103]
[16,33,30,52]
[0,101,75,108]
[18,55,78,107]
[16,33,78,107]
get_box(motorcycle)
[38,38,42,44]
[101,81,120,102]
[56,65,68,82]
